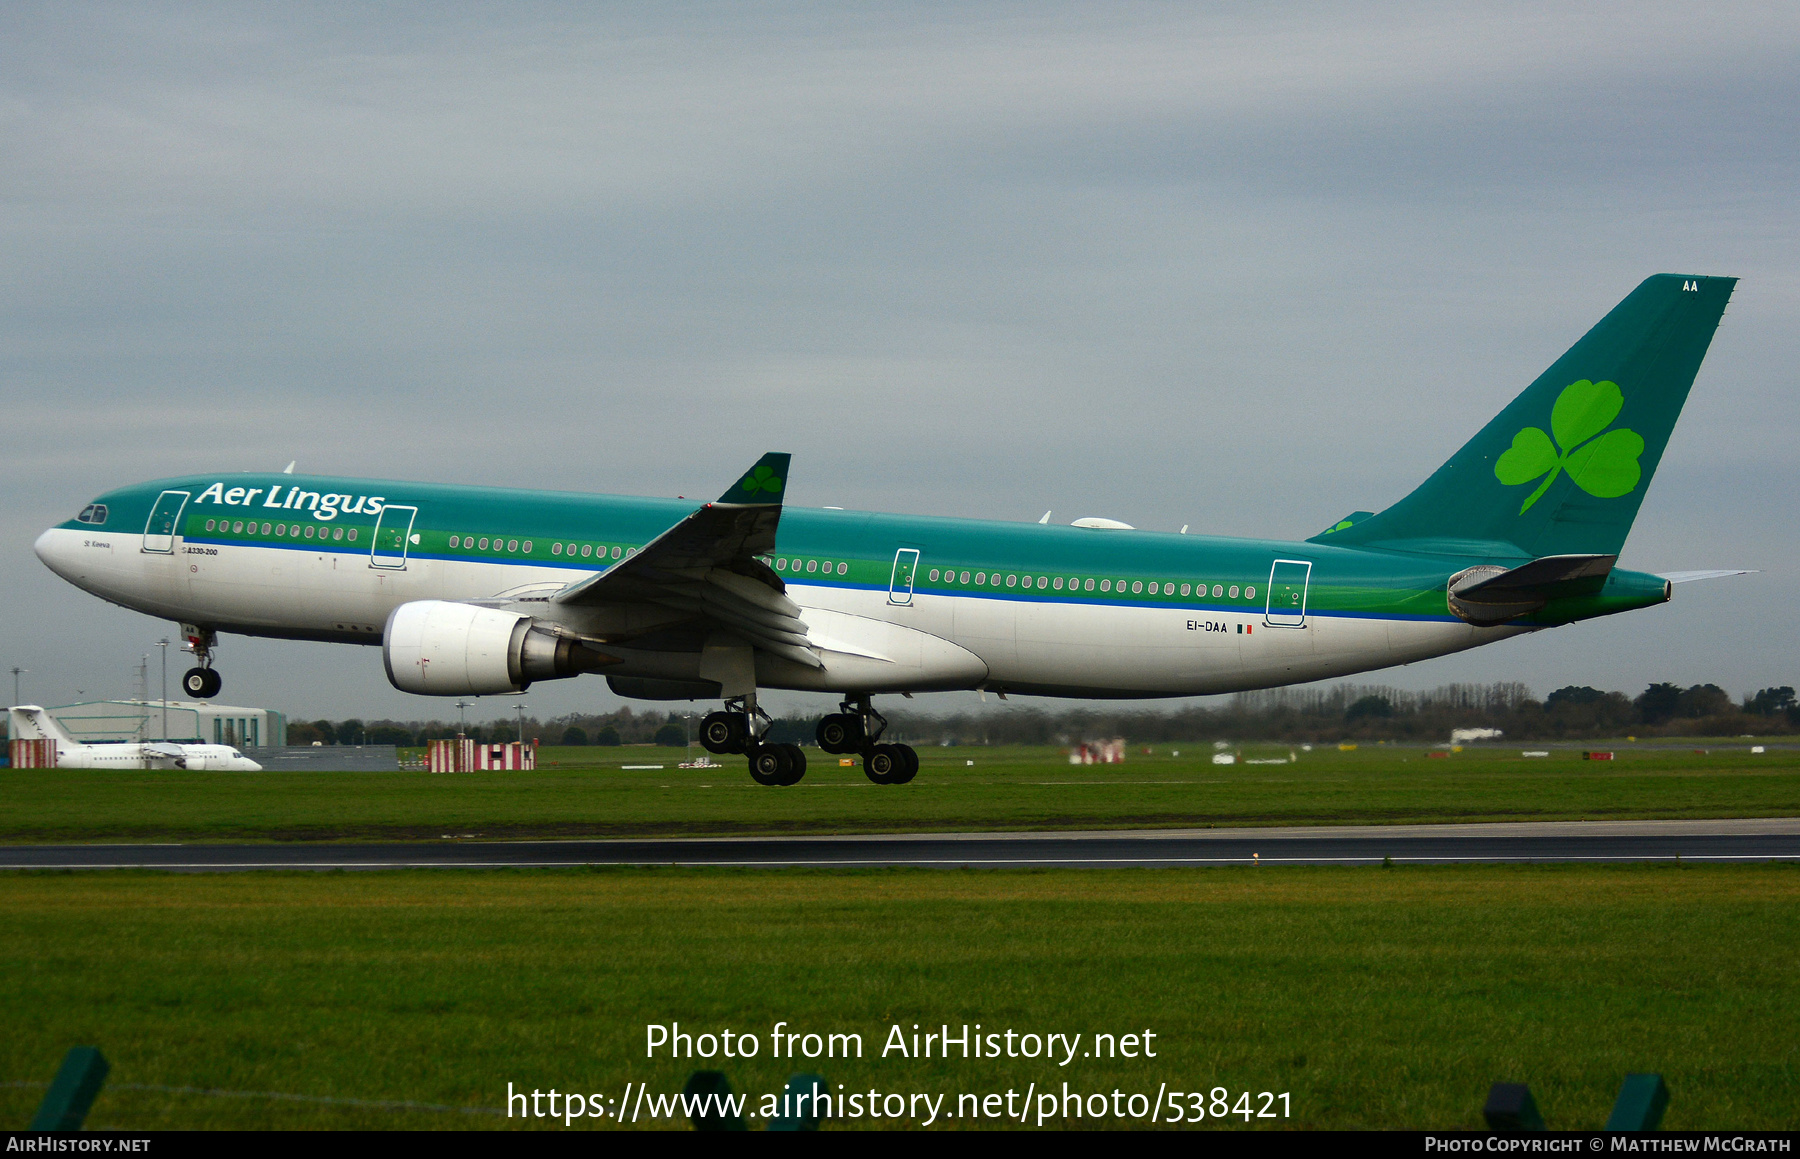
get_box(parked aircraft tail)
[1312,274,1736,559]
[8,705,72,748]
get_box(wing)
[553,452,821,669]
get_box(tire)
[701,711,745,754]
[816,713,864,754]
[747,743,789,786]
[777,742,807,785]
[864,744,900,785]
[200,669,222,698]
[182,668,209,698]
[888,744,918,785]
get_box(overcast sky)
[3,2,1795,723]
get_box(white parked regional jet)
[8,705,262,770]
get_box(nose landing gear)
[181,667,222,699]
[818,695,917,785]
[178,624,221,699]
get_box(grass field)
[2,743,1797,843]
[2,864,1796,1130]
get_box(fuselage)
[36,472,1671,699]
[43,742,263,771]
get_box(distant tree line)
[285,705,702,748]
[277,681,1799,749]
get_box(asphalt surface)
[2,818,1797,870]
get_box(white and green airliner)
[36,274,1741,786]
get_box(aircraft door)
[371,505,418,570]
[888,548,920,606]
[1264,559,1312,627]
[141,490,190,554]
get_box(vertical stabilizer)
[9,705,72,748]
[1312,275,1736,558]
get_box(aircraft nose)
[34,526,83,582]
[34,527,65,573]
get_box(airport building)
[46,700,288,748]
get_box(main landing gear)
[179,624,221,699]
[817,695,917,785]
[699,693,918,787]
[700,696,807,786]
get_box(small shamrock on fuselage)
[1494,379,1644,513]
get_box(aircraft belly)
[759,607,988,693]
[1008,601,1244,693]
[1385,618,1481,665]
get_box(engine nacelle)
[383,600,614,695]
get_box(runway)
[3,818,1798,870]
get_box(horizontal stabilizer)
[1457,553,1616,600]
[1447,554,1616,625]
[1658,569,1753,584]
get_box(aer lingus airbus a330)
[37,274,1743,786]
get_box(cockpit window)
[76,504,108,524]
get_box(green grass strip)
[2,863,1796,1130]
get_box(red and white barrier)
[9,738,57,769]
[427,737,536,772]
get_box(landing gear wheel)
[747,743,792,786]
[864,744,902,785]
[816,713,865,754]
[701,711,748,754]
[776,742,807,785]
[888,744,919,785]
[182,667,221,699]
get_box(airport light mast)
[156,639,169,741]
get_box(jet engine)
[383,600,615,695]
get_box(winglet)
[716,452,791,506]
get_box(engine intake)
[383,600,615,695]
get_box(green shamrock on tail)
[1495,379,1644,513]
[740,465,784,496]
